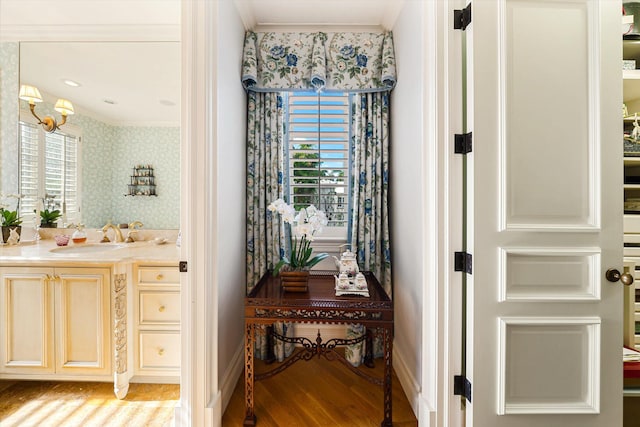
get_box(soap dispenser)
[71,224,87,244]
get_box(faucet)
[125,221,144,243]
[101,221,124,243]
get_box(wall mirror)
[1,41,180,229]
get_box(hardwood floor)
[0,381,179,427]
[223,354,418,427]
[0,355,418,427]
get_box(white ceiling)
[234,0,404,30]
[20,41,180,127]
[5,0,403,126]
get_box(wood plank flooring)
[0,381,179,427]
[0,355,418,426]
[223,354,418,427]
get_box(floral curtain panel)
[345,92,391,366]
[246,92,287,293]
[242,31,396,93]
[245,91,295,362]
[350,92,392,297]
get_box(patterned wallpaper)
[0,42,180,229]
[0,42,19,194]
[108,126,180,229]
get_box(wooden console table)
[244,271,394,427]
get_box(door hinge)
[454,375,472,402]
[179,261,188,272]
[454,3,472,31]
[454,132,472,154]
[454,251,473,274]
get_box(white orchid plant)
[268,198,329,275]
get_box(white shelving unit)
[623,38,640,350]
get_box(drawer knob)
[158,348,165,356]
[159,305,166,312]
[156,274,164,281]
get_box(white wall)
[390,0,425,413]
[216,0,248,407]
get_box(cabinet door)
[0,268,54,374]
[54,267,111,375]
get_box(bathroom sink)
[50,243,126,255]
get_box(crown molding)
[0,24,180,42]
[233,0,257,30]
[381,0,404,31]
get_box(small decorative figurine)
[6,228,20,245]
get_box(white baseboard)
[417,393,437,427]
[174,393,219,426]
[220,342,245,414]
[209,393,221,427]
[393,344,421,419]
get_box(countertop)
[0,238,180,265]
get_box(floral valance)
[241,31,397,93]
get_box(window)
[285,91,350,234]
[18,118,81,225]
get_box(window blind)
[45,131,79,222]
[18,122,39,219]
[18,121,80,225]
[286,91,350,228]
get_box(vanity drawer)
[138,331,180,370]
[137,266,180,286]
[139,291,180,325]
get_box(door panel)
[503,0,595,229]
[0,269,54,373]
[498,317,600,414]
[501,248,601,301]
[56,268,111,375]
[468,0,622,426]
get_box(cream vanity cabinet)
[132,264,180,381]
[0,266,111,377]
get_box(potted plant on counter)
[267,198,329,292]
[0,193,23,244]
[40,209,62,228]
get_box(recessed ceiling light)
[159,99,175,106]
[62,79,81,87]
[103,99,117,105]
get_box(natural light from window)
[285,91,350,239]
[18,118,80,226]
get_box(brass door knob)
[605,268,634,286]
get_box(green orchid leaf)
[306,253,329,268]
[272,258,288,276]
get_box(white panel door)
[468,1,622,426]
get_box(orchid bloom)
[268,199,330,275]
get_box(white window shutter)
[287,92,350,228]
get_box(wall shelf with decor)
[126,165,157,197]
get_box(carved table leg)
[265,325,276,364]
[364,328,375,368]
[381,326,393,427]
[244,322,257,426]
